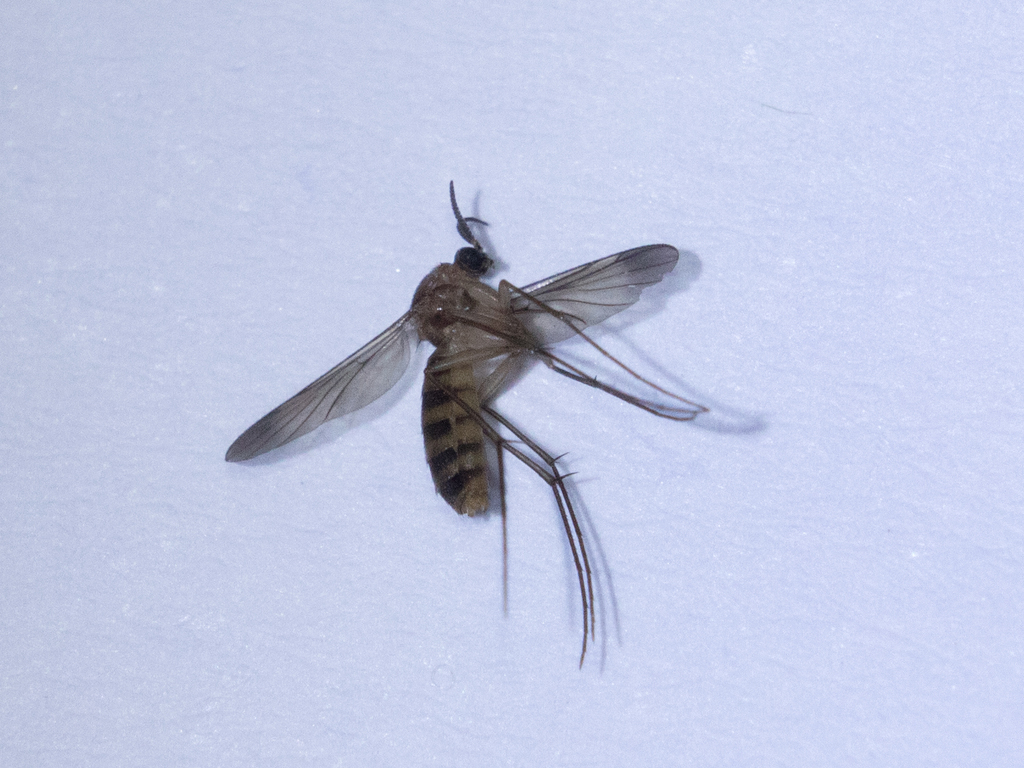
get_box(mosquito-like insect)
[226,182,707,665]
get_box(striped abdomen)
[421,354,488,516]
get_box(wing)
[225,314,419,462]
[509,244,679,345]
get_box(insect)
[226,183,707,665]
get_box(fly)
[226,182,708,665]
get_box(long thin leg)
[423,369,595,666]
[446,299,707,421]
[497,281,709,418]
[535,347,704,420]
[498,443,508,616]
[480,403,596,663]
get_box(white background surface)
[2,1,1021,765]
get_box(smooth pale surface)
[2,1,1020,766]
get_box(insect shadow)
[226,183,710,666]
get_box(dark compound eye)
[454,247,492,277]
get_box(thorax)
[411,263,524,352]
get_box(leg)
[482,402,596,668]
[498,280,709,420]
[535,347,706,420]
[423,369,595,666]
[498,441,508,617]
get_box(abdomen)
[421,354,488,515]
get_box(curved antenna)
[449,181,488,250]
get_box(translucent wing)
[226,314,419,462]
[510,244,679,345]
